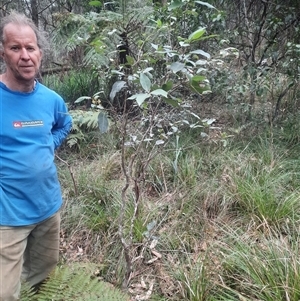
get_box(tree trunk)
[31,0,39,27]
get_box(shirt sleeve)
[52,99,72,149]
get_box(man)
[0,11,72,300]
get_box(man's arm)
[52,105,72,150]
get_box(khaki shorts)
[0,212,60,301]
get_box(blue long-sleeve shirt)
[0,81,72,226]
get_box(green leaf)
[190,49,211,59]
[150,89,168,98]
[162,81,173,91]
[155,140,165,145]
[89,0,102,7]
[126,55,134,66]
[189,112,201,120]
[190,75,210,94]
[74,96,91,104]
[187,28,206,42]
[98,112,109,133]
[202,118,216,125]
[136,94,151,106]
[168,0,184,10]
[191,75,207,83]
[151,43,158,50]
[197,34,219,41]
[109,81,127,101]
[195,1,216,9]
[144,67,154,73]
[147,220,156,231]
[111,70,125,75]
[170,62,185,73]
[165,98,180,107]
[179,41,190,47]
[190,82,210,94]
[128,93,151,106]
[140,73,152,92]
[156,19,163,28]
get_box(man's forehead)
[3,24,38,44]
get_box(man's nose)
[20,48,30,60]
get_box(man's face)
[1,23,42,82]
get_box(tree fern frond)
[52,11,123,62]
[83,48,112,68]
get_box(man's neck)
[0,73,36,93]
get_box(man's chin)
[18,73,37,82]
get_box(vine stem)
[55,153,78,197]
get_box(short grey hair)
[0,11,49,53]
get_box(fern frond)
[82,111,100,130]
[21,264,130,301]
[19,281,36,301]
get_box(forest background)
[1,0,300,300]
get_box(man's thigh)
[0,226,32,301]
[22,212,61,287]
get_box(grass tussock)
[56,119,300,301]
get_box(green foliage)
[52,1,154,68]
[234,175,300,229]
[153,0,218,45]
[19,281,36,301]
[20,264,129,301]
[60,151,123,231]
[174,258,215,301]
[52,11,118,58]
[71,109,100,130]
[66,109,98,148]
[206,0,300,118]
[58,123,300,300]
[43,69,101,104]
[67,104,109,149]
[127,25,212,109]
[278,112,300,145]
[218,231,300,300]
[50,1,300,300]
[51,0,215,114]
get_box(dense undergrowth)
[0,0,298,298]
[53,105,300,301]
[14,0,300,299]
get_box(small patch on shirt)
[13,120,44,128]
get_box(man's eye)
[11,46,19,51]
